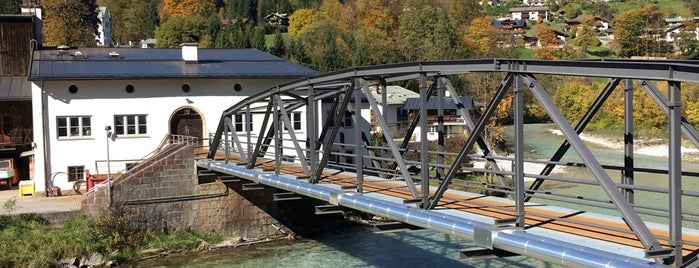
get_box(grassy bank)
[0,200,222,267]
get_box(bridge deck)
[208,153,699,258]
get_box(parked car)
[0,158,18,190]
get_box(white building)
[27,44,316,194]
[95,7,112,46]
[509,6,549,22]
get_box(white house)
[27,44,316,194]
[96,7,112,46]
[509,6,549,22]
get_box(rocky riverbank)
[548,129,699,162]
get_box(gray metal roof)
[0,76,32,99]
[403,96,476,110]
[28,47,318,81]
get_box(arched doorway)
[169,108,203,144]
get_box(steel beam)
[513,75,525,228]
[440,76,509,190]
[354,80,364,193]
[526,78,621,202]
[638,80,699,149]
[520,74,664,255]
[623,79,635,203]
[274,95,310,174]
[307,84,318,180]
[436,77,445,181]
[248,101,273,169]
[419,73,430,208]
[428,74,511,209]
[668,81,683,266]
[312,87,353,183]
[359,79,420,198]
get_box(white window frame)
[233,114,253,132]
[57,116,92,138]
[290,112,302,130]
[114,114,147,136]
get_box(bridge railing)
[206,59,699,266]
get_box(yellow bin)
[18,180,34,197]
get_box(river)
[132,226,560,268]
[131,123,697,267]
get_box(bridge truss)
[207,59,699,267]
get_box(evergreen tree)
[215,26,232,48]
[268,30,286,57]
[0,0,21,14]
[316,32,342,72]
[251,26,267,50]
[143,0,159,39]
[289,38,310,66]
[233,26,250,48]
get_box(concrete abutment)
[82,144,350,239]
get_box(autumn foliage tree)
[43,0,100,47]
[533,23,559,60]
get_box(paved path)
[0,185,84,216]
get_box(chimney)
[181,43,198,63]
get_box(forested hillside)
[2,0,699,135]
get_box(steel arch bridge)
[202,59,699,267]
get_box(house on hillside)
[95,7,111,46]
[27,44,316,195]
[402,96,482,142]
[509,6,549,22]
[493,19,527,47]
[564,16,609,31]
[264,13,289,26]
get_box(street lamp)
[105,125,112,205]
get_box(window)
[114,115,147,135]
[67,166,84,182]
[290,112,302,130]
[344,111,353,128]
[232,114,253,132]
[57,116,91,138]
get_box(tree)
[612,6,665,58]
[0,0,20,14]
[397,5,458,61]
[689,0,699,16]
[154,16,208,48]
[574,14,601,50]
[674,29,699,59]
[232,26,250,48]
[214,26,232,48]
[288,37,310,66]
[288,8,316,38]
[316,32,343,72]
[533,23,559,60]
[463,16,497,58]
[268,30,286,57]
[43,0,100,47]
[161,0,201,22]
[143,0,159,39]
[250,26,267,50]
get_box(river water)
[132,123,697,267]
[133,226,560,268]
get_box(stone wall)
[82,143,349,238]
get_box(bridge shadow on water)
[305,226,562,268]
